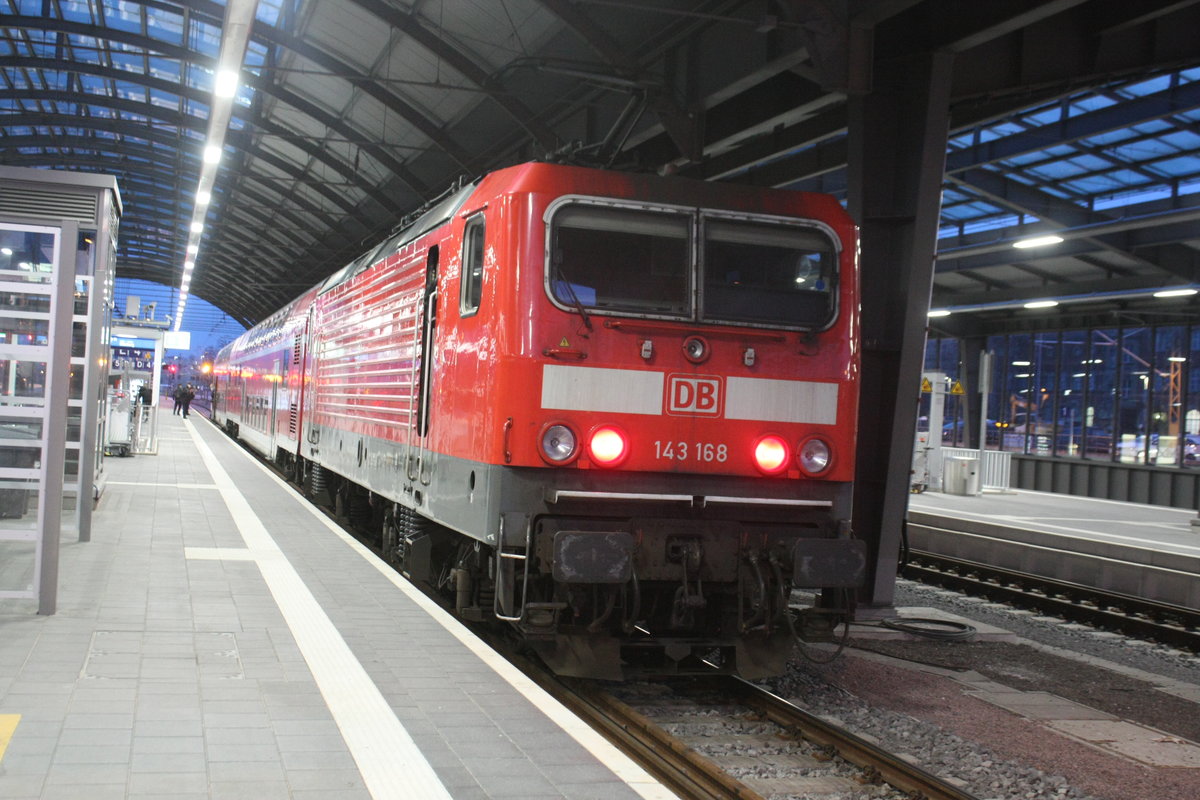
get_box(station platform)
[907,489,1200,609]
[0,411,670,800]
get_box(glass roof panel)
[184,99,210,119]
[102,0,143,33]
[256,0,283,27]
[149,57,180,82]
[78,74,106,92]
[115,80,149,102]
[149,90,180,110]
[1094,186,1173,210]
[185,64,208,91]
[191,20,223,57]
[108,52,139,73]
[961,213,1023,235]
[1159,131,1200,150]
[1086,128,1141,147]
[1120,74,1174,96]
[1149,156,1200,175]
[3,69,29,88]
[146,7,185,46]
[1069,94,1117,114]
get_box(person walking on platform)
[172,384,183,415]
[181,384,195,419]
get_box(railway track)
[903,549,1200,652]
[522,661,982,800]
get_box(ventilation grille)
[292,333,302,366]
[289,403,298,436]
[0,186,98,224]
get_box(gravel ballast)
[759,580,1200,800]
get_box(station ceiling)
[2,1,1199,333]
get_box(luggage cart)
[104,391,133,456]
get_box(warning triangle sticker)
[559,337,570,347]
[920,377,932,393]
[950,380,965,395]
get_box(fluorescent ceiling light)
[215,70,239,98]
[203,145,222,164]
[1013,234,1064,249]
[927,309,951,317]
[1169,356,1188,362]
[187,244,199,254]
[1024,300,1059,309]
[196,190,212,205]
[184,260,194,270]
[1012,360,1031,366]
[191,222,204,234]
[1153,288,1198,298]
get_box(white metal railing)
[943,447,1013,491]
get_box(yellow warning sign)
[920,377,932,393]
[950,380,965,395]
[559,337,570,347]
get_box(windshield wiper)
[553,260,594,335]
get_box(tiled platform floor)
[0,410,668,800]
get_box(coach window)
[461,215,485,316]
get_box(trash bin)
[943,457,980,495]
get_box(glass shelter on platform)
[0,166,120,614]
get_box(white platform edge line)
[195,418,672,799]
[184,420,453,800]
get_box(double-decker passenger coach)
[215,161,865,679]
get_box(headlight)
[682,335,709,364]
[797,437,832,475]
[541,424,578,463]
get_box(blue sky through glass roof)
[938,67,1200,240]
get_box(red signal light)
[753,435,789,474]
[588,426,628,466]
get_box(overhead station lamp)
[1013,234,1064,249]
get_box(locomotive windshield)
[701,216,835,328]
[549,205,690,315]
[547,200,837,329]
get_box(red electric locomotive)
[214,161,865,679]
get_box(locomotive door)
[411,247,438,485]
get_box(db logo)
[666,374,723,417]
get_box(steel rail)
[713,676,983,800]
[515,660,765,800]
[904,550,1200,651]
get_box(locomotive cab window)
[701,218,837,329]
[549,204,689,315]
[460,215,485,316]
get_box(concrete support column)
[847,50,955,610]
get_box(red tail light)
[588,426,628,466]
[753,435,789,474]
